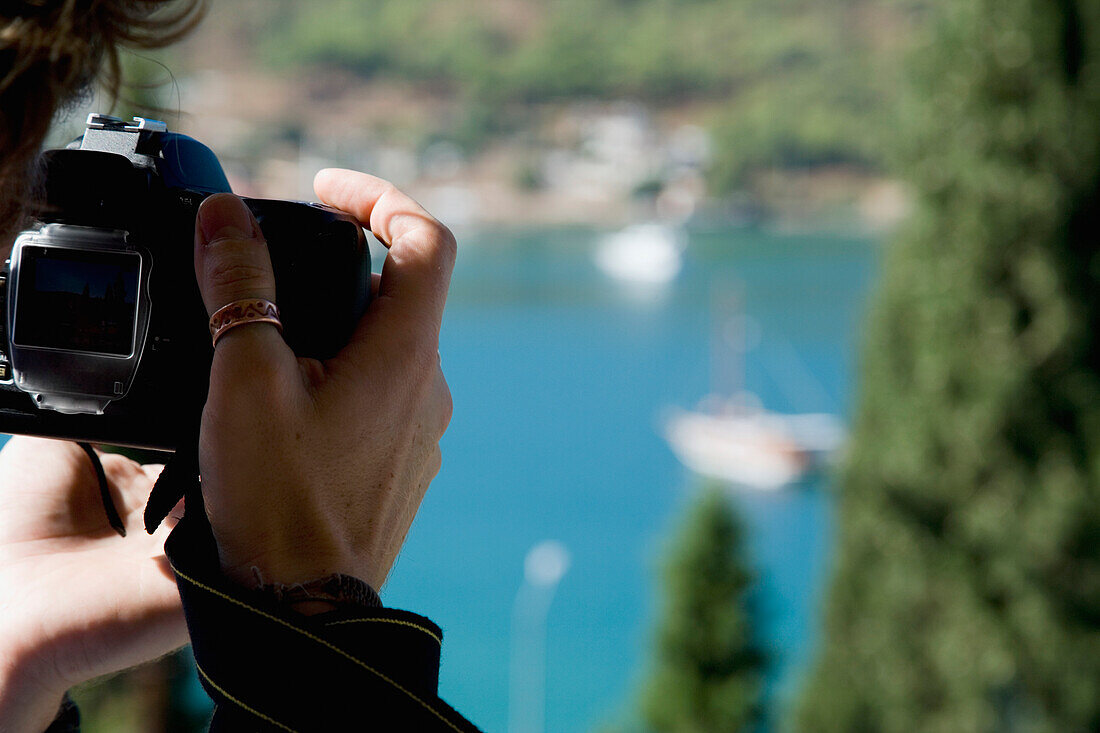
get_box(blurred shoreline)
[94,68,908,234]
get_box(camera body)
[0,115,371,450]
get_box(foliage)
[639,487,764,733]
[116,52,174,118]
[72,651,210,733]
[704,0,918,193]
[243,0,924,192]
[794,1,1100,731]
[258,0,739,100]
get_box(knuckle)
[209,365,294,424]
[428,445,443,480]
[433,222,458,266]
[389,215,456,270]
[380,180,400,199]
[411,334,442,374]
[206,258,271,293]
[237,350,283,384]
[436,375,453,435]
[210,340,295,401]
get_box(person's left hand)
[0,437,187,732]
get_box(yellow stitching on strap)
[324,617,442,645]
[171,563,465,733]
[196,662,297,732]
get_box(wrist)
[218,550,369,589]
[253,570,382,616]
[211,529,378,589]
[0,641,66,733]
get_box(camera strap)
[143,412,204,536]
[77,442,126,537]
[143,419,222,572]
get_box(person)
[0,2,478,730]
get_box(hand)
[0,438,187,733]
[192,170,455,592]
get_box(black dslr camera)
[0,115,371,450]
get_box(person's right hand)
[191,170,455,592]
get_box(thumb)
[194,194,289,372]
[195,193,275,315]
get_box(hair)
[0,0,205,241]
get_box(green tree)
[795,1,1100,731]
[640,487,763,733]
[254,0,903,171]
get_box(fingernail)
[198,194,256,244]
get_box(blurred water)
[386,225,878,731]
[0,224,878,731]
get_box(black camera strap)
[143,414,203,536]
[77,442,126,537]
[74,431,203,540]
[143,419,221,572]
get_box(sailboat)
[662,293,846,491]
[663,393,845,490]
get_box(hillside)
[125,0,927,225]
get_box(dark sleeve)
[164,513,481,732]
[42,694,79,733]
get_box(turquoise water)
[1,225,878,731]
[386,226,878,731]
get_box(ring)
[209,298,283,348]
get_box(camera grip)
[244,199,371,361]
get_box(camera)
[0,114,371,450]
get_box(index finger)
[313,168,456,330]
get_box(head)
[1,0,204,245]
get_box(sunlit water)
[1,225,879,731]
[398,225,878,731]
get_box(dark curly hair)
[1,0,205,241]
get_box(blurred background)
[15,0,1100,731]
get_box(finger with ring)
[209,298,283,348]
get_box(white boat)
[593,223,685,285]
[663,394,845,491]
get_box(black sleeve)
[42,694,79,733]
[164,512,481,732]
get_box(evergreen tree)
[795,1,1100,731]
[640,487,763,733]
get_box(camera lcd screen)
[14,246,140,356]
